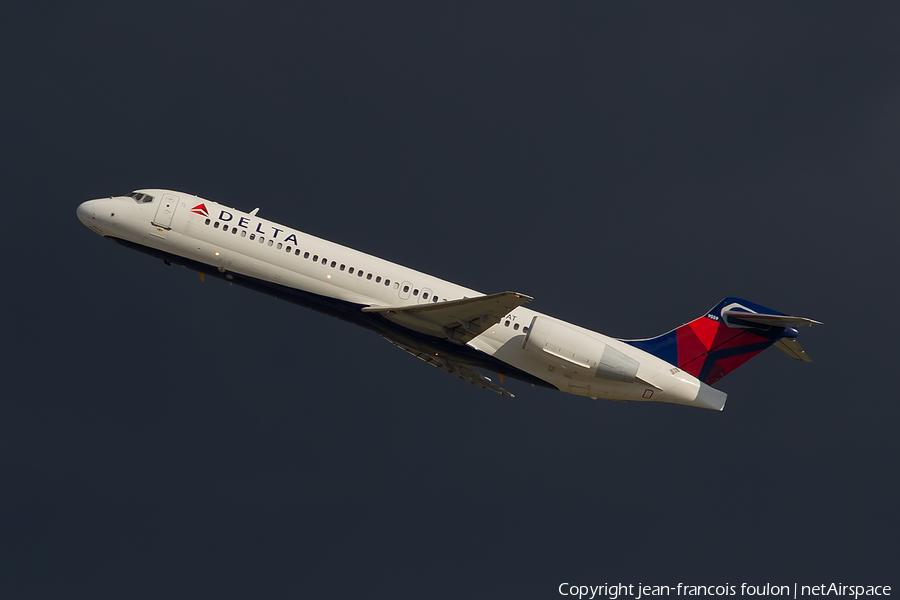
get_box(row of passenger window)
[204,218,444,302]
[503,320,529,333]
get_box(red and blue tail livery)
[625,297,822,385]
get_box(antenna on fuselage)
[249,208,260,216]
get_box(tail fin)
[624,297,821,385]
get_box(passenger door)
[152,193,180,229]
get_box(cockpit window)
[129,192,155,204]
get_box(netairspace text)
[558,583,892,600]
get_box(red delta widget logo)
[191,203,209,217]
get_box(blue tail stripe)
[627,334,678,366]
[698,339,778,382]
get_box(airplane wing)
[381,336,514,397]
[363,291,533,344]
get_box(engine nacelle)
[522,317,639,383]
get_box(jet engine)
[522,317,639,383]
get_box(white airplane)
[77,189,820,410]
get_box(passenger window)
[322,258,327,265]
[366,273,372,280]
[286,245,291,252]
[250,234,255,240]
[403,285,409,292]
[413,289,419,296]
[241,230,246,237]
[504,320,510,327]
[295,249,301,256]
[259,237,264,244]
[423,292,429,299]
[349,267,354,274]
[432,296,438,303]
[523,327,529,333]
[514,323,520,330]
[205,218,210,225]
[214,222,220,228]
[304,252,310,259]
[222,226,228,232]
[330,261,336,268]
[277,243,282,249]
[268,240,274,247]
[232,228,237,234]
[358,271,364,277]
[385,279,390,286]
[312,255,318,261]
[340,264,345,271]
[376,276,381,283]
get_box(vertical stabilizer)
[624,298,820,385]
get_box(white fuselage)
[77,189,726,410]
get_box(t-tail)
[624,297,822,385]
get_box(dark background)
[2,2,897,598]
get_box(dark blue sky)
[1,3,898,598]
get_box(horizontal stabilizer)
[723,311,823,328]
[774,338,813,362]
[363,292,533,343]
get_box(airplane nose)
[76,201,94,225]
[75,202,91,225]
[77,199,106,234]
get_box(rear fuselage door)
[152,193,180,229]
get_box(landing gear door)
[152,193,180,229]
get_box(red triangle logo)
[191,203,209,217]
[689,317,720,350]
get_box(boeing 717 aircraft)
[77,189,820,410]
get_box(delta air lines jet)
[77,189,820,410]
